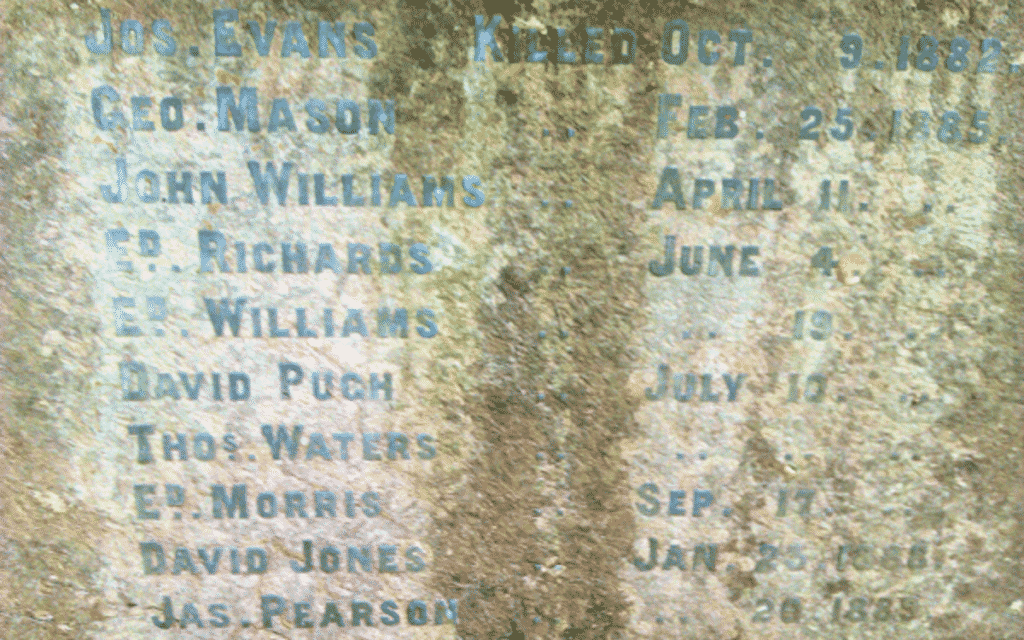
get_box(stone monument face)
[2,1,1022,639]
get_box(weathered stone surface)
[1,1,1023,639]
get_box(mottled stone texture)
[1,1,1023,639]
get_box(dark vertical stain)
[385,2,674,638]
